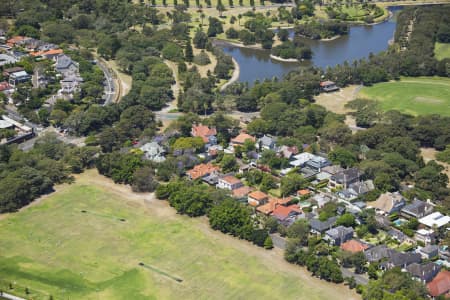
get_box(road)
[96,59,116,105]
[0,292,26,300]
[340,267,369,285]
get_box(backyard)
[357,77,450,116]
[0,170,358,300]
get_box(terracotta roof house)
[0,81,12,92]
[340,239,369,253]
[406,262,441,283]
[272,205,302,224]
[231,133,256,146]
[232,186,253,199]
[216,175,244,190]
[6,36,31,47]
[368,192,406,215]
[401,199,434,219]
[256,197,293,215]
[248,190,269,207]
[186,163,219,180]
[191,124,217,144]
[297,189,310,197]
[427,270,450,298]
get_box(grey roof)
[380,251,421,269]
[56,54,77,70]
[420,245,439,255]
[388,228,409,242]
[353,201,367,209]
[348,180,374,195]
[406,262,441,283]
[258,135,275,147]
[325,225,353,239]
[310,216,337,232]
[331,168,360,184]
[401,199,433,217]
[364,245,394,262]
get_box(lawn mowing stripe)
[139,263,183,283]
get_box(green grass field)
[435,42,450,61]
[358,77,450,116]
[0,171,356,300]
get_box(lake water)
[219,6,402,84]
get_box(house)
[0,81,12,93]
[310,216,337,234]
[256,197,292,215]
[3,66,24,77]
[257,135,276,150]
[419,245,439,260]
[367,192,406,215]
[427,270,450,298]
[6,36,32,47]
[297,189,310,198]
[324,226,353,246]
[415,229,435,245]
[279,145,299,159]
[406,262,441,283]
[320,80,339,92]
[272,204,302,225]
[329,168,360,189]
[60,75,83,95]
[387,228,411,243]
[311,194,332,208]
[202,173,219,185]
[231,133,256,146]
[216,175,244,190]
[304,156,331,172]
[30,48,63,60]
[340,239,369,253]
[419,212,450,229]
[55,54,79,75]
[232,186,253,200]
[322,165,345,175]
[248,191,269,207]
[365,245,394,263]
[348,180,375,196]
[186,163,219,180]
[401,199,434,219]
[140,142,165,162]
[8,71,31,87]
[0,53,18,66]
[191,124,217,145]
[289,152,316,167]
[379,251,422,270]
[375,215,391,229]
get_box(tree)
[280,173,307,197]
[221,155,238,173]
[328,147,357,168]
[336,213,356,227]
[264,235,273,249]
[286,219,310,245]
[185,39,194,62]
[132,166,159,192]
[209,198,254,239]
[169,184,212,217]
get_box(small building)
[406,262,441,283]
[415,229,435,245]
[419,245,439,260]
[257,135,276,150]
[0,81,13,93]
[310,216,337,234]
[329,168,360,189]
[3,66,24,77]
[8,71,31,86]
[191,123,217,145]
[297,189,310,198]
[0,53,18,66]
[278,145,299,159]
[324,226,354,246]
[427,270,450,298]
[248,191,269,207]
[387,228,411,243]
[401,199,434,219]
[216,175,244,190]
[367,192,406,215]
[230,132,256,147]
[340,239,369,253]
[320,80,339,92]
[186,163,220,180]
[419,212,450,229]
[310,194,332,208]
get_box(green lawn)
[0,171,356,300]
[435,42,450,61]
[358,77,450,116]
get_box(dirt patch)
[414,96,444,104]
[421,148,450,187]
[314,85,362,114]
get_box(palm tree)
[200,13,206,25]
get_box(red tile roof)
[6,36,29,46]
[256,197,293,215]
[186,163,219,180]
[232,186,253,198]
[231,133,256,145]
[272,204,302,220]
[220,175,242,185]
[297,189,310,196]
[427,270,450,297]
[30,48,63,57]
[0,81,11,92]
[192,124,216,143]
[340,240,369,253]
[248,190,269,201]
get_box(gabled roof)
[331,168,360,184]
[402,199,433,217]
[192,124,217,143]
[258,135,275,146]
[272,204,302,221]
[420,245,439,255]
[407,262,441,283]
[186,163,219,180]
[427,270,450,297]
[364,245,393,262]
[220,175,242,185]
[340,239,369,253]
[232,186,253,198]
[368,192,405,213]
[348,180,374,195]
[31,48,63,57]
[320,80,336,87]
[231,133,256,144]
[310,216,337,232]
[56,54,77,70]
[380,251,421,269]
[248,190,268,201]
[256,197,293,215]
[325,226,353,239]
[0,81,12,92]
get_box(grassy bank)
[0,170,357,300]
[358,77,450,116]
[434,42,450,60]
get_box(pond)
[219,6,403,84]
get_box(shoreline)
[220,57,240,91]
[269,54,299,62]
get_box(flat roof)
[0,119,13,129]
[419,212,450,228]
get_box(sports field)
[358,77,450,116]
[0,170,357,300]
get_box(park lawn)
[434,42,450,61]
[358,77,450,116]
[0,171,356,300]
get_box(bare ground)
[314,85,362,114]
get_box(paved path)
[340,267,369,285]
[0,292,27,300]
[220,57,240,92]
[96,58,117,105]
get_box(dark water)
[220,7,402,84]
